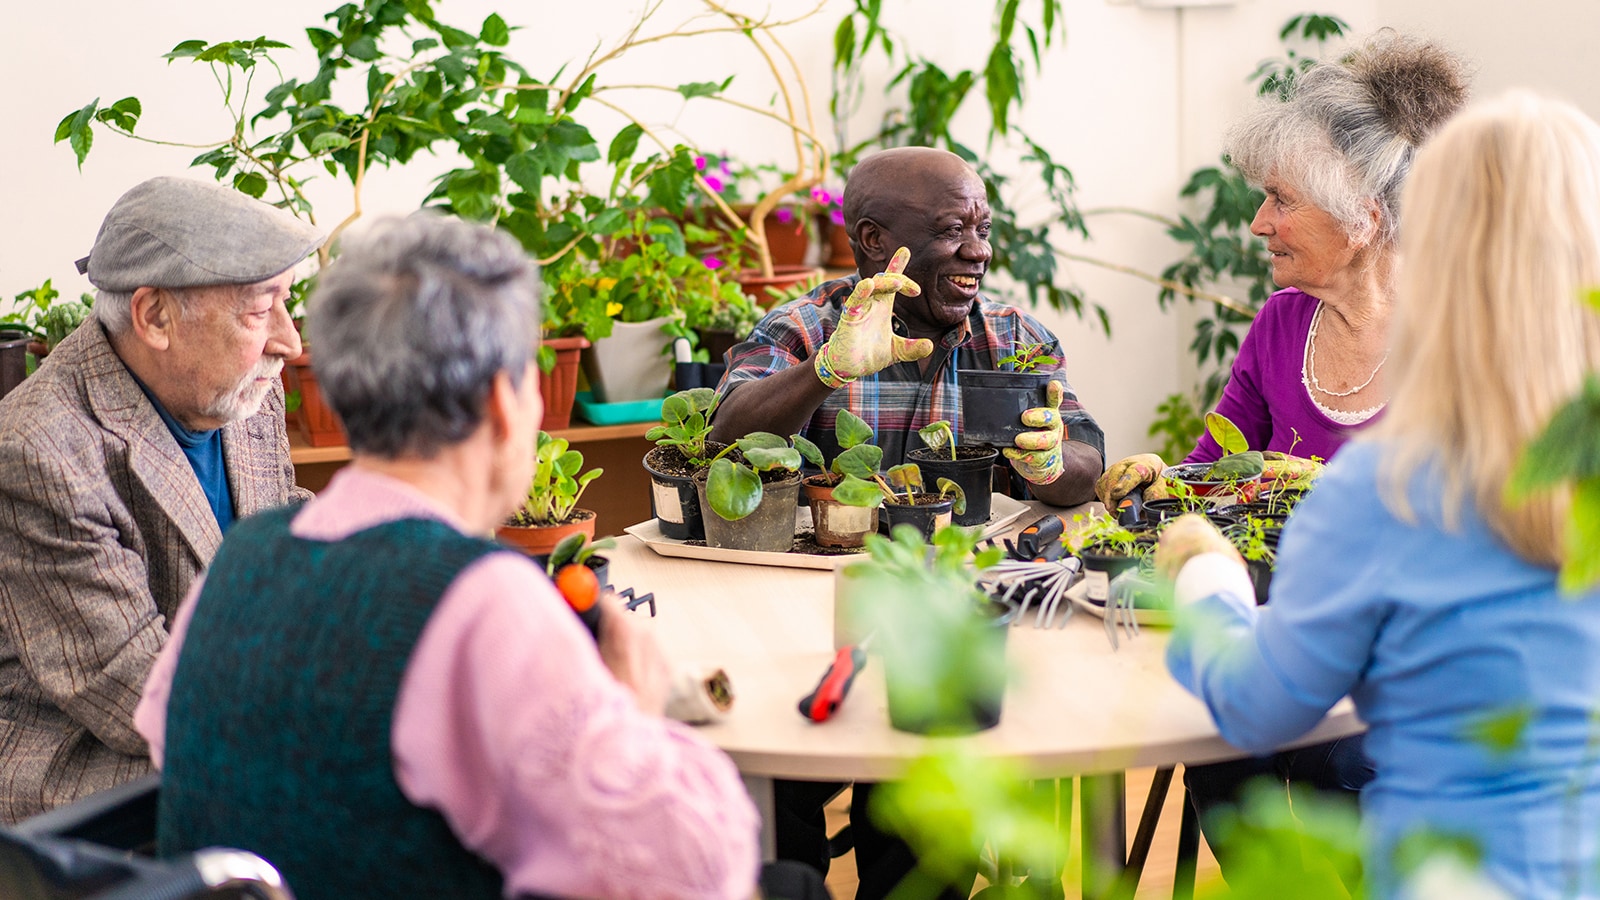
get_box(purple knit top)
[1185,288,1383,465]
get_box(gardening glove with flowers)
[813,247,931,388]
[1154,513,1242,585]
[1095,453,1169,510]
[1003,380,1066,485]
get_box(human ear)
[128,287,176,352]
[854,217,889,270]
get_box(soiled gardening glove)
[1003,380,1065,485]
[1095,453,1168,509]
[813,247,931,388]
[1154,513,1243,586]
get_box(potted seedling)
[643,388,726,540]
[498,432,604,557]
[1161,413,1267,500]
[836,524,1014,735]
[957,340,1060,446]
[542,531,619,592]
[833,463,966,540]
[1066,513,1155,605]
[1222,515,1279,605]
[793,409,884,549]
[908,419,1000,527]
[697,433,805,552]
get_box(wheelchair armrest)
[14,773,162,852]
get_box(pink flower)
[694,155,707,171]
[830,208,845,226]
[703,255,724,270]
[720,159,733,175]
[811,187,835,206]
[705,175,724,193]
[775,207,794,224]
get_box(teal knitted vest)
[158,506,505,900]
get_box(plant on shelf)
[57,1,832,334]
[1,280,93,370]
[508,432,603,528]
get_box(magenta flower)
[811,187,835,206]
[705,175,724,193]
[703,255,724,270]
[830,208,845,226]
[694,155,707,171]
[720,159,733,175]
[775,207,794,224]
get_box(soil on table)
[683,530,868,557]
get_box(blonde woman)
[1158,92,1600,898]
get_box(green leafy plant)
[996,340,1058,374]
[848,524,1006,731]
[508,431,603,526]
[3,280,93,348]
[544,532,617,578]
[1147,391,1207,464]
[792,409,883,483]
[1507,288,1600,591]
[58,1,830,334]
[702,432,804,522]
[1226,515,1279,566]
[917,420,957,461]
[1065,512,1143,557]
[646,388,721,467]
[833,463,965,515]
[1200,412,1266,484]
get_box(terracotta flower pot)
[735,265,827,308]
[540,335,590,431]
[284,350,347,448]
[496,509,598,558]
[802,475,878,549]
[821,216,854,269]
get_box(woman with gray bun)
[1098,30,1471,884]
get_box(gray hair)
[306,212,540,459]
[1225,30,1471,247]
[94,286,203,335]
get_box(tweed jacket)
[0,316,308,822]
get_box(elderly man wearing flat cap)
[0,176,322,821]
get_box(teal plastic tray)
[573,391,665,426]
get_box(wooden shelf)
[288,420,654,465]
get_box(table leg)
[743,773,776,862]
[1080,772,1127,900]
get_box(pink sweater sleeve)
[391,552,760,900]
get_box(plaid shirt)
[717,275,1104,467]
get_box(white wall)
[3,0,1595,460]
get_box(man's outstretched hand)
[1003,380,1065,485]
[813,247,931,388]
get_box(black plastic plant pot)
[1244,559,1273,606]
[880,493,955,540]
[1141,497,1194,525]
[643,443,726,541]
[1078,543,1150,606]
[885,601,1014,735]
[1214,502,1291,530]
[531,553,612,591]
[0,330,29,401]
[908,446,1000,527]
[957,369,1054,446]
[696,471,802,552]
[1258,489,1308,516]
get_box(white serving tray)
[624,494,1031,571]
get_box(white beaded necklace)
[1302,303,1387,398]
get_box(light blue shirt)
[1167,440,1600,898]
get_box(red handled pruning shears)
[798,642,869,723]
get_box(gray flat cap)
[75,176,325,292]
